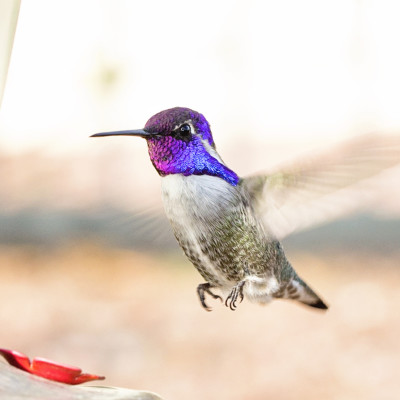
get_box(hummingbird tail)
[286,277,328,310]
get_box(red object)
[0,348,105,385]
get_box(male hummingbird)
[91,107,399,311]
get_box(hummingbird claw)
[196,283,223,311]
[225,281,246,311]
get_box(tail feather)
[285,277,328,310]
[307,298,328,310]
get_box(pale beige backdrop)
[0,1,399,400]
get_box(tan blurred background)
[0,1,400,399]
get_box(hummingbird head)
[92,107,239,186]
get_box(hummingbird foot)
[196,283,223,311]
[225,280,246,311]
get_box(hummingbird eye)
[179,124,191,135]
[172,123,192,142]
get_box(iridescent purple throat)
[147,136,239,186]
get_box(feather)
[242,134,400,238]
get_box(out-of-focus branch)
[0,0,20,108]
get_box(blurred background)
[0,1,400,399]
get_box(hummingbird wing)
[242,134,400,239]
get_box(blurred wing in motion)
[242,134,400,239]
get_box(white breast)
[161,174,239,287]
[161,174,238,220]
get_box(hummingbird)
[91,107,400,311]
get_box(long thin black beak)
[90,129,151,138]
